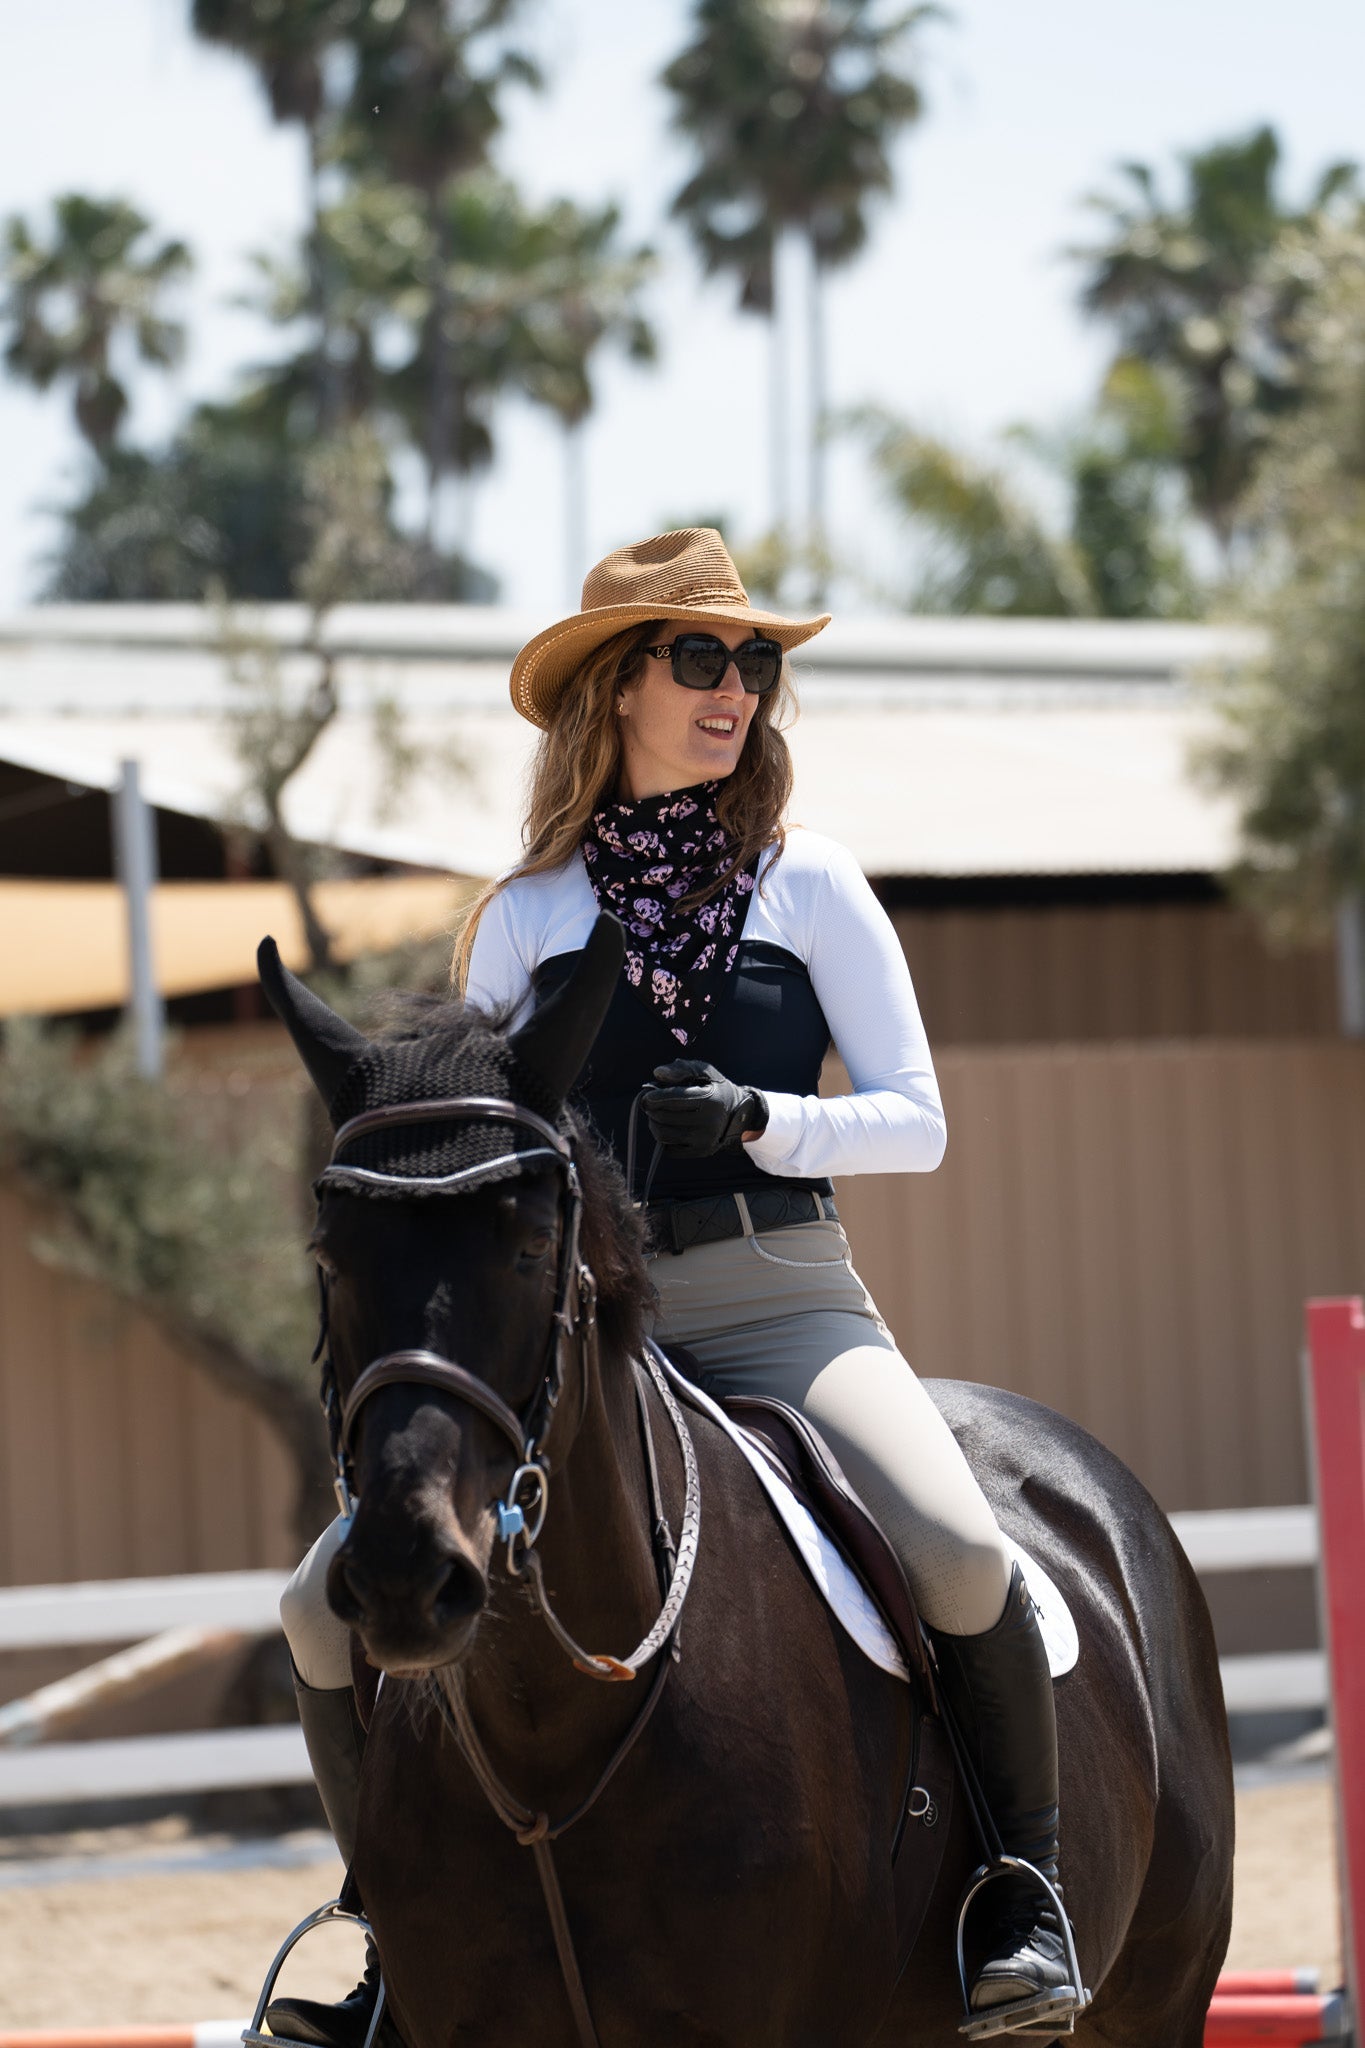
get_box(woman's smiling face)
[615,620,760,800]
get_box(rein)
[314,1090,702,2048]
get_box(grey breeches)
[279,1215,1013,1684]
[647,1215,1012,1637]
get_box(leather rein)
[314,1092,701,2047]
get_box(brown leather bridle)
[312,1088,702,2048]
[317,1095,592,1552]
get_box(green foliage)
[857,368,1201,618]
[248,174,656,474]
[1072,126,1359,559]
[1058,361,1201,620]
[191,0,359,132]
[336,0,542,511]
[1199,219,1365,937]
[1,194,191,454]
[731,525,839,606]
[41,400,492,602]
[41,402,306,600]
[860,412,1092,615]
[341,0,540,201]
[665,0,934,309]
[0,1023,315,1390]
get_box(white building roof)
[0,606,1257,880]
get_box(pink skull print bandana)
[581,782,758,1045]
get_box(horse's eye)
[520,1229,554,1263]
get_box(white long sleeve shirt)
[467,827,946,1181]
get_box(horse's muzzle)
[326,1526,489,1672]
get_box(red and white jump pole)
[1306,1300,1365,2027]
[1203,1297,1365,2047]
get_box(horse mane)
[369,990,654,1360]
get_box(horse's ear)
[257,936,368,1118]
[510,912,624,1103]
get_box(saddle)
[722,1391,936,1699]
[655,1352,961,1982]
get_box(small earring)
[616,697,627,713]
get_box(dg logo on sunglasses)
[646,634,784,695]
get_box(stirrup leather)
[242,1899,387,2048]
[955,1856,1091,2040]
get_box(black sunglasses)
[645,632,783,695]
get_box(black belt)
[646,1188,837,1257]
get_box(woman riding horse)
[273,528,1078,2041]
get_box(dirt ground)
[0,1778,1342,2028]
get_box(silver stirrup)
[955,1855,1091,2040]
[241,1898,386,2048]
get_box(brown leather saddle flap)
[720,1391,936,1702]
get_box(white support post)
[112,758,163,1078]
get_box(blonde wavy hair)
[453,621,797,990]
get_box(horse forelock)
[329,990,654,1359]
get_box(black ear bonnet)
[323,1030,565,1197]
[256,914,625,1199]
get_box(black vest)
[531,939,833,1204]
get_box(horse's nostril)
[433,1553,487,1623]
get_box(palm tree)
[665,0,933,586]
[1071,125,1357,566]
[243,173,655,585]
[242,178,433,432]
[501,200,657,601]
[343,0,539,541]
[0,194,191,455]
[191,0,358,426]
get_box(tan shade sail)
[0,875,472,1017]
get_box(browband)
[329,1096,570,1166]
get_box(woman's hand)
[641,1060,770,1158]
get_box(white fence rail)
[0,1509,1324,1807]
[0,1571,287,1650]
[0,1726,310,1805]
[1167,1505,1318,1574]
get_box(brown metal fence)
[0,1180,297,1589]
[890,903,1337,1045]
[3,1036,1364,1590]
[833,1038,1365,1513]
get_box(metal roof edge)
[0,604,1261,679]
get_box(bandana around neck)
[581,782,757,1045]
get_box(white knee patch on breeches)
[279,1515,355,1690]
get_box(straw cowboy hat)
[509,527,831,728]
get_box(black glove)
[641,1061,770,1160]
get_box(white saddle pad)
[653,1350,1079,1684]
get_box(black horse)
[260,918,1233,2048]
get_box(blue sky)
[1,0,1363,615]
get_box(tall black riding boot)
[930,1563,1081,2030]
[266,1672,382,2048]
